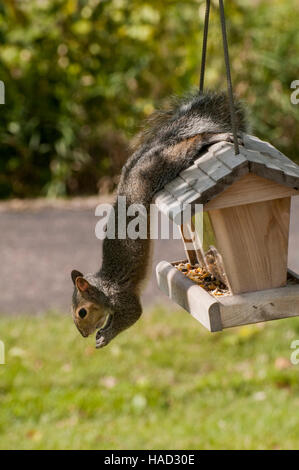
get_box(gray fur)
[71,90,249,348]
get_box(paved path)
[1,197,298,315]
[0,202,184,314]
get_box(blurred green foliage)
[0,0,298,198]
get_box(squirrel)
[71,90,248,348]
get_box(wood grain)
[156,260,222,332]
[208,197,291,294]
[204,173,298,211]
[219,280,299,329]
[156,260,299,331]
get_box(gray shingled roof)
[153,133,299,223]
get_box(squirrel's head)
[71,270,112,338]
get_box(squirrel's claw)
[95,326,111,348]
[212,132,243,147]
[95,313,114,348]
[96,336,108,349]
[95,333,109,349]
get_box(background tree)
[0,0,298,198]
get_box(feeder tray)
[156,261,299,331]
[154,134,299,331]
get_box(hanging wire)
[199,0,240,155]
[218,0,240,155]
[199,0,211,92]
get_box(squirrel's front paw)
[95,330,110,349]
[95,314,115,349]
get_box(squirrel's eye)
[78,308,87,319]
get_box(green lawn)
[0,307,299,450]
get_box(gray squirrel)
[71,90,248,348]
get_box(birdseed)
[175,262,230,297]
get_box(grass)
[0,306,299,450]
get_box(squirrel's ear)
[71,270,83,285]
[75,276,92,293]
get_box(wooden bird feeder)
[154,134,299,331]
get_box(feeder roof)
[153,133,299,222]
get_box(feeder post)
[180,220,206,267]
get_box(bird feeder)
[155,134,299,331]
